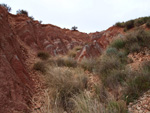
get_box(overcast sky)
[1,0,150,33]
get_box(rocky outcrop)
[0,6,90,112]
[0,7,33,112]
[76,26,125,61]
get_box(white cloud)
[1,0,150,33]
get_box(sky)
[1,0,150,33]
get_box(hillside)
[0,5,150,113]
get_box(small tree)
[0,4,11,12]
[16,9,28,16]
[71,26,78,31]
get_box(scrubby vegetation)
[16,9,28,16]
[0,3,11,12]
[68,46,82,58]
[115,16,150,31]
[33,28,150,112]
[71,26,78,31]
[37,51,50,60]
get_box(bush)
[29,16,34,20]
[71,26,78,31]
[115,22,125,27]
[129,43,141,53]
[37,51,50,60]
[142,61,150,73]
[134,18,145,27]
[106,47,118,55]
[115,16,150,30]
[146,20,150,28]
[125,20,134,30]
[96,55,123,76]
[104,70,127,88]
[16,9,28,16]
[45,67,88,111]
[33,61,47,74]
[79,58,98,72]
[124,64,150,104]
[0,4,11,12]
[110,39,125,49]
[125,29,150,50]
[53,56,77,68]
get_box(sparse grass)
[32,27,150,112]
[52,56,77,68]
[37,51,50,60]
[124,61,150,104]
[72,92,105,113]
[129,43,141,53]
[68,46,82,58]
[96,55,123,76]
[79,58,98,72]
[68,49,77,58]
[72,92,127,113]
[106,100,127,113]
[103,69,127,88]
[45,67,88,111]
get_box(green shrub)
[97,55,123,76]
[142,61,150,73]
[106,47,118,55]
[110,39,125,49]
[125,29,150,50]
[115,22,125,27]
[16,9,28,16]
[37,51,50,60]
[124,70,150,104]
[0,4,11,12]
[104,70,127,88]
[125,20,134,30]
[146,20,150,28]
[106,100,127,113]
[129,43,141,53]
[93,84,108,103]
[33,61,47,74]
[134,18,145,27]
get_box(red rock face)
[0,6,127,112]
[76,26,125,61]
[0,7,32,112]
[0,6,90,112]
